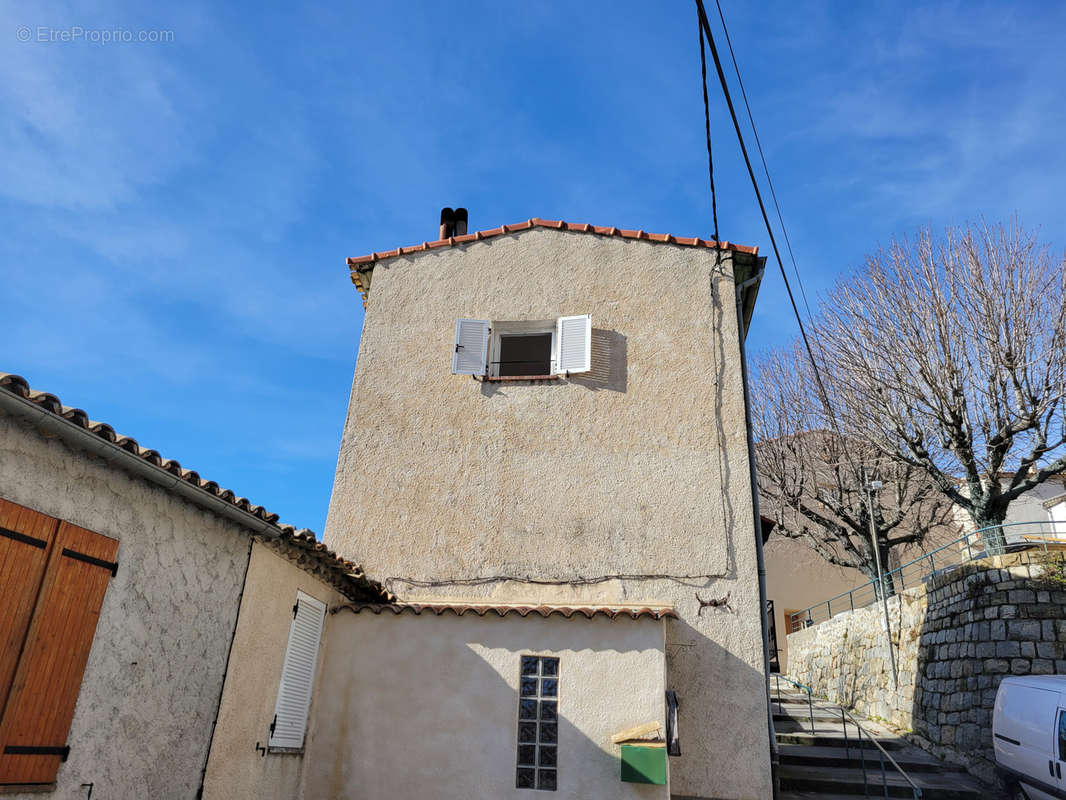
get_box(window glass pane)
[516,768,536,788]
[541,658,559,676]
[1059,710,1066,761]
[521,656,540,676]
[518,722,538,743]
[540,701,557,721]
[518,745,537,766]
[539,723,558,744]
[519,700,538,720]
[541,678,558,697]
[538,769,557,790]
[499,334,552,377]
[520,677,539,697]
[539,746,557,767]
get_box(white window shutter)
[557,314,591,373]
[269,591,326,749]
[452,318,491,375]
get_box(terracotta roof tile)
[346,217,759,307]
[0,372,389,603]
[333,602,677,621]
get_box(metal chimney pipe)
[439,207,454,239]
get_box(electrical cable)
[712,0,813,322]
[697,14,720,248]
[693,0,839,432]
[384,572,724,594]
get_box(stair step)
[778,744,948,772]
[776,732,906,750]
[779,764,984,800]
[776,712,840,725]
[774,720,901,738]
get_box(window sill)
[267,746,305,755]
[483,375,560,382]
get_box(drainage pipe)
[734,264,780,800]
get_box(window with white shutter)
[452,318,491,376]
[556,315,591,374]
[269,591,326,750]
[452,315,592,379]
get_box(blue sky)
[3,1,1065,533]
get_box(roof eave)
[732,251,767,338]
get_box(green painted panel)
[620,744,667,785]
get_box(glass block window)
[516,655,559,791]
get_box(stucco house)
[0,373,386,799]
[951,474,1066,546]
[2,210,775,800]
[313,213,774,799]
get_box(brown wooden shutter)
[0,499,60,717]
[0,521,118,785]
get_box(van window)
[1058,710,1066,761]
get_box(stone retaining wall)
[786,552,1066,782]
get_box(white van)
[993,675,1066,800]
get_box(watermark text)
[16,25,175,44]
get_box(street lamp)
[864,475,898,690]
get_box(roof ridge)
[345,217,758,306]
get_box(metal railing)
[772,673,815,734]
[788,520,1066,631]
[838,704,923,800]
[772,674,922,800]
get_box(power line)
[693,0,838,431]
[696,13,720,248]
[712,0,813,323]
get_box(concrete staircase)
[771,685,986,800]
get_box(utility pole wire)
[693,0,838,433]
[697,12,720,248]
[712,0,813,322]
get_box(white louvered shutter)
[269,591,326,749]
[556,314,591,373]
[452,318,491,375]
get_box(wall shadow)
[569,329,627,393]
[663,615,773,799]
[477,329,627,397]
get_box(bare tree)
[754,344,956,594]
[814,220,1066,551]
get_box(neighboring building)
[0,373,384,799]
[1047,491,1066,529]
[319,214,773,799]
[952,474,1066,546]
[764,534,869,671]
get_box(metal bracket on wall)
[0,526,47,549]
[61,547,118,577]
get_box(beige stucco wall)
[763,535,869,671]
[325,229,770,799]
[303,610,667,800]
[202,541,344,800]
[0,410,251,799]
